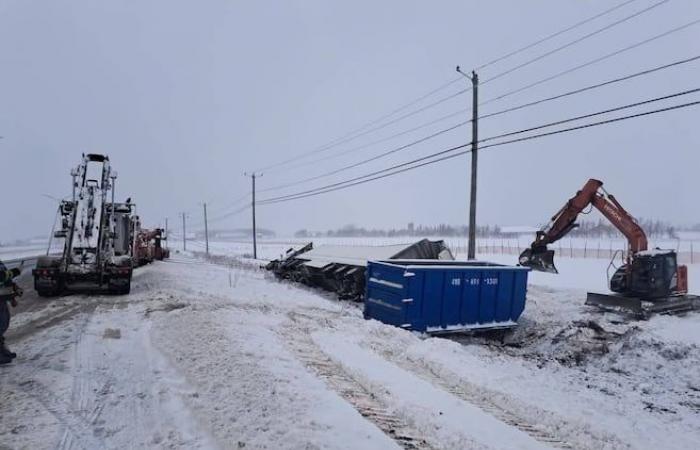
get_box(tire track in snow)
[281,313,436,450]
[11,378,105,450]
[370,343,630,450]
[376,349,572,449]
[58,304,100,450]
[7,304,85,342]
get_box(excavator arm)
[520,178,648,273]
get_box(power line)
[273,107,470,175]
[480,54,700,120]
[476,0,639,70]
[204,204,250,225]
[256,87,468,173]
[259,120,468,193]
[248,7,694,184]
[481,87,700,143]
[481,0,670,84]
[259,142,471,204]
[260,57,700,195]
[259,98,700,205]
[182,192,251,228]
[481,17,700,107]
[311,77,464,149]
[253,78,464,173]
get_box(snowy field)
[1,237,700,449]
[177,236,700,294]
[0,243,63,262]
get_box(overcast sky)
[1,0,699,241]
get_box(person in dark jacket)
[0,261,21,365]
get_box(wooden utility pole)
[457,66,479,260]
[181,212,187,251]
[203,202,209,256]
[164,218,168,250]
[244,172,262,259]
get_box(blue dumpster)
[364,260,530,333]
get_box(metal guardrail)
[3,255,42,271]
[2,252,62,271]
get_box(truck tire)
[109,280,131,295]
[34,256,63,298]
[36,285,61,298]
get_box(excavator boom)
[520,179,647,273]
[520,178,697,318]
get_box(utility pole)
[244,172,262,259]
[457,66,479,260]
[164,218,169,250]
[181,212,187,251]
[203,202,209,256]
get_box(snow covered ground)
[1,231,699,449]
[1,245,699,449]
[0,243,62,262]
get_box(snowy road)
[1,254,699,449]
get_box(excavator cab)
[610,250,681,299]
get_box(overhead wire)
[259,54,700,194]
[480,87,700,143]
[258,120,468,193]
[274,107,470,174]
[476,0,640,70]
[259,96,700,204]
[480,17,700,107]
[481,0,670,84]
[257,87,469,174]
[207,204,251,225]
[177,192,251,228]
[252,78,465,173]
[480,54,700,120]
[247,2,685,179]
[305,77,464,150]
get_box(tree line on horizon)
[294,219,690,239]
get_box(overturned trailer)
[267,239,532,333]
[265,239,453,301]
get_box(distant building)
[499,226,539,237]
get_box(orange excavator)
[519,179,698,317]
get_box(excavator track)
[586,292,700,319]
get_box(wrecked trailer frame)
[265,239,453,301]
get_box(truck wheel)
[110,281,131,295]
[36,287,59,298]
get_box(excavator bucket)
[519,248,558,274]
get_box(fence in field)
[466,240,697,265]
[189,236,698,266]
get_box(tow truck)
[33,154,135,296]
